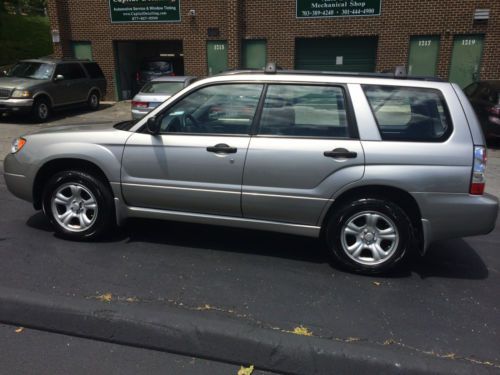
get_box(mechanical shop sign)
[297,0,381,18]
[109,0,180,23]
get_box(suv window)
[158,84,263,135]
[55,63,86,79]
[258,85,349,138]
[363,85,452,142]
[83,62,104,79]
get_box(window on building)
[363,85,452,142]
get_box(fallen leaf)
[292,325,313,336]
[383,338,396,345]
[372,281,381,286]
[15,327,24,333]
[96,293,113,302]
[196,304,212,311]
[238,365,254,375]
[345,337,360,342]
[125,297,139,303]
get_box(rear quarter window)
[363,85,452,142]
[83,63,105,79]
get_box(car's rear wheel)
[42,170,114,240]
[87,91,100,111]
[32,97,51,122]
[324,198,413,274]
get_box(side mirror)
[146,116,161,135]
[54,74,64,81]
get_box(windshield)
[141,81,184,95]
[7,62,54,80]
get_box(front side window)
[158,84,263,135]
[258,85,350,138]
[55,63,86,80]
[363,85,452,142]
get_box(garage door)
[295,37,377,72]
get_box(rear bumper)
[131,108,152,120]
[0,98,33,113]
[413,192,499,251]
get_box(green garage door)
[295,37,377,72]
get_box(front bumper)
[0,98,33,113]
[413,192,499,251]
[3,153,33,203]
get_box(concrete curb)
[0,287,490,375]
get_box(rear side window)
[363,85,452,142]
[83,62,104,79]
[258,85,350,138]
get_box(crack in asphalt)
[86,292,500,370]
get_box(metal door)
[207,41,228,76]
[242,40,267,69]
[449,35,484,88]
[408,36,440,76]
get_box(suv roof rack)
[222,62,444,82]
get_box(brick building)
[47,0,500,101]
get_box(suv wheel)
[42,170,114,240]
[87,91,100,111]
[324,198,413,274]
[32,97,51,122]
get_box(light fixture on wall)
[188,9,196,17]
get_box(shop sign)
[109,0,181,23]
[297,0,381,18]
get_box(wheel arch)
[320,185,424,251]
[33,158,112,210]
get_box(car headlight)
[11,137,27,153]
[11,90,32,98]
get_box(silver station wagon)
[4,64,498,274]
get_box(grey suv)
[0,58,106,122]
[4,65,498,274]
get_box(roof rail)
[221,63,443,82]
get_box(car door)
[121,83,264,217]
[50,63,87,105]
[242,84,365,225]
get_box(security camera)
[188,9,196,16]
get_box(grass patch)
[0,14,53,66]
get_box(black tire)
[87,90,100,111]
[324,197,414,274]
[42,170,114,240]
[32,97,51,122]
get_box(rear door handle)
[324,148,357,158]
[207,143,237,154]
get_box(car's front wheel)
[32,97,51,122]
[42,170,114,240]
[324,198,413,274]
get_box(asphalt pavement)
[0,103,499,374]
[0,323,273,375]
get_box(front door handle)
[324,148,357,158]
[207,143,237,154]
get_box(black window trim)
[362,84,454,143]
[137,80,360,140]
[253,82,359,140]
[139,82,267,137]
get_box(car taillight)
[132,101,148,108]
[487,106,500,116]
[470,146,487,195]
